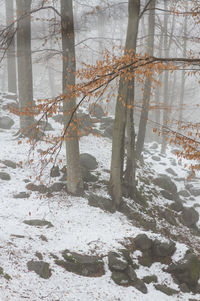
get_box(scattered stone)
[13,192,30,199]
[152,240,176,258]
[27,260,52,279]
[81,166,98,182]
[35,252,43,260]
[138,252,152,267]
[126,266,137,282]
[111,271,130,286]
[179,189,190,197]
[2,160,17,169]
[0,172,11,181]
[40,235,48,242]
[190,188,200,197]
[49,182,65,193]
[0,116,14,129]
[165,168,177,177]
[164,209,177,226]
[142,275,158,284]
[181,207,199,227]
[26,183,48,193]
[80,153,98,170]
[23,219,53,228]
[88,193,115,213]
[170,200,184,212]
[50,166,60,177]
[153,175,177,194]
[154,284,179,296]
[170,158,177,166]
[167,253,200,290]
[152,155,160,162]
[108,252,128,271]
[55,250,105,277]
[132,279,148,294]
[11,234,25,238]
[134,234,152,251]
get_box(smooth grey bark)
[6,0,17,94]
[110,0,140,207]
[136,0,156,158]
[16,0,34,135]
[61,0,83,195]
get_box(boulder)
[181,207,199,227]
[165,168,177,177]
[152,155,161,162]
[0,172,11,181]
[179,189,190,197]
[154,284,179,296]
[27,260,52,279]
[167,253,200,290]
[49,182,65,193]
[50,166,60,177]
[80,153,98,170]
[81,166,98,182]
[102,124,113,138]
[134,234,152,251]
[111,271,130,286]
[108,252,128,271]
[150,142,158,150]
[55,250,105,277]
[153,175,177,194]
[2,160,17,169]
[142,275,158,284]
[152,240,176,258]
[0,116,14,129]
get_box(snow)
[0,106,200,301]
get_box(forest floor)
[0,94,200,301]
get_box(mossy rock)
[143,275,158,284]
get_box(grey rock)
[90,103,105,119]
[152,240,176,258]
[154,284,179,296]
[181,207,199,227]
[81,166,98,182]
[55,250,105,277]
[23,219,53,228]
[152,155,160,162]
[111,271,130,286]
[108,252,128,271]
[154,175,177,194]
[179,189,190,197]
[190,188,200,197]
[49,182,65,193]
[0,116,14,129]
[38,120,54,131]
[40,235,48,242]
[26,183,48,193]
[164,210,177,226]
[134,234,152,251]
[0,172,11,181]
[35,252,43,260]
[142,275,158,284]
[132,279,148,294]
[80,153,98,170]
[27,260,51,279]
[170,200,184,212]
[102,124,113,138]
[13,192,30,199]
[166,167,177,177]
[2,160,17,169]
[50,166,60,177]
[127,266,137,282]
[88,193,115,213]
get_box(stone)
[179,283,190,293]
[190,188,200,197]
[152,155,160,162]
[2,160,17,169]
[164,210,177,226]
[81,166,98,182]
[134,234,152,251]
[179,189,190,197]
[13,192,30,199]
[108,252,128,271]
[181,207,199,227]
[90,103,105,119]
[160,190,174,200]
[0,116,14,129]
[27,260,51,279]
[170,200,184,212]
[55,250,105,277]
[0,172,11,181]
[111,271,130,286]
[49,182,65,193]
[38,120,54,131]
[80,153,98,170]
[150,142,158,149]
[154,284,179,296]
[50,166,60,177]
[165,168,177,177]
[152,240,176,258]
[88,193,115,213]
[142,275,158,284]
[23,219,53,228]
[102,124,113,138]
[167,253,200,290]
[132,279,148,294]
[153,175,177,194]
[126,266,137,282]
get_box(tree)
[61,0,83,195]
[16,0,34,136]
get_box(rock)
[80,153,98,170]
[190,188,200,197]
[179,189,190,197]
[88,193,115,213]
[142,275,158,284]
[55,250,105,277]
[164,209,177,226]
[81,166,98,182]
[133,279,148,294]
[165,167,177,177]
[50,166,60,177]
[154,284,179,296]
[102,124,113,138]
[152,240,176,258]
[134,234,152,251]
[0,116,14,129]
[77,112,94,130]
[52,114,63,123]
[27,260,51,279]
[126,266,137,282]
[181,207,199,227]
[4,93,17,100]
[179,283,190,293]
[170,158,177,166]
[13,192,30,199]
[153,175,177,194]
[0,172,11,181]
[49,182,65,193]
[170,200,184,212]
[108,252,128,271]
[150,142,158,150]
[23,219,53,228]
[167,253,200,290]
[35,252,43,260]
[90,103,105,119]
[40,235,48,242]
[26,183,48,193]
[160,190,174,200]
[2,160,17,169]
[111,271,130,286]
[152,155,160,162]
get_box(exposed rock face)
[152,155,161,162]
[167,253,200,290]
[153,175,177,194]
[81,166,98,183]
[55,250,105,277]
[27,261,52,279]
[181,207,199,227]
[0,116,14,129]
[2,160,17,169]
[80,153,98,170]
[13,192,30,199]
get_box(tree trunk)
[61,0,83,195]
[136,0,156,158]
[16,0,34,135]
[110,0,140,207]
[6,0,17,94]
